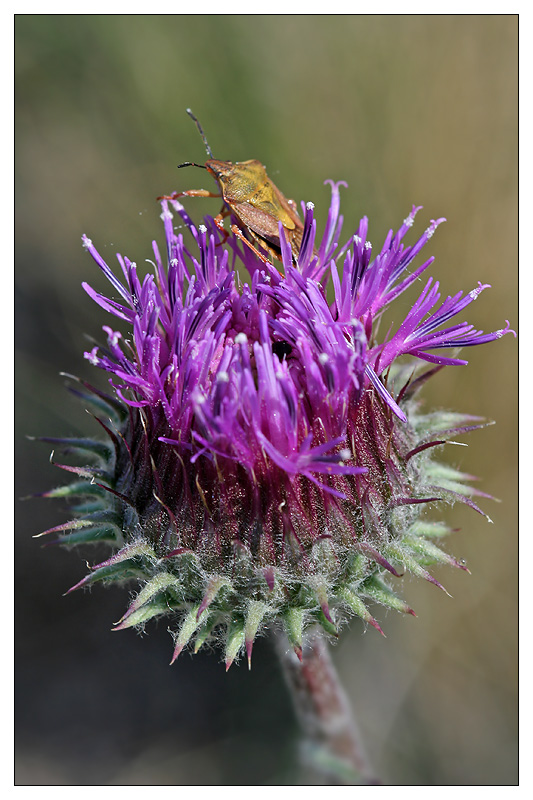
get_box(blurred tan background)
[15,15,517,785]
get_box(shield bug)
[159,109,307,265]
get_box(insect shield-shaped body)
[160,110,306,265]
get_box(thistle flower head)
[37,179,514,669]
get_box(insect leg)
[157,189,222,201]
[228,223,273,266]
[214,216,282,277]
[213,214,269,263]
[212,212,231,247]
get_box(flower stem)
[274,629,380,785]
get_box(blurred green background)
[15,14,517,786]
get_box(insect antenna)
[186,108,214,159]
[177,162,207,170]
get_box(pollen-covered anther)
[85,347,100,366]
[425,217,446,238]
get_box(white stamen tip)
[85,349,99,366]
[217,371,230,383]
[235,332,248,345]
[306,201,315,210]
[198,224,208,234]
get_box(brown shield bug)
[159,109,307,265]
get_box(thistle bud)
[36,182,515,668]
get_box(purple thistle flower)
[37,180,514,669]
